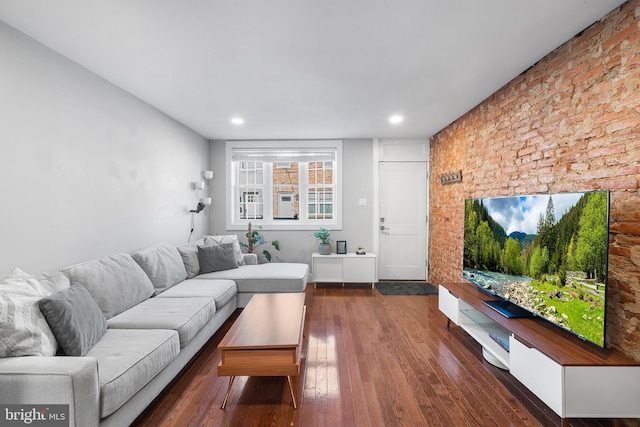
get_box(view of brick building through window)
[271,161,333,220]
[272,162,299,219]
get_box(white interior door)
[379,161,428,280]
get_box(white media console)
[311,252,377,288]
[438,282,640,425]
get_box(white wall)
[0,22,211,275]
[209,139,375,265]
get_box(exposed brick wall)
[429,1,640,360]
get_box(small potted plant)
[313,227,332,255]
[240,222,280,263]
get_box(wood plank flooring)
[133,286,639,427]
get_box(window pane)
[239,190,263,219]
[307,160,334,220]
[272,162,299,219]
[237,162,264,219]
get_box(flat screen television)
[463,191,610,348]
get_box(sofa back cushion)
[32,271,70,293]
[0,268,57,357]
[132,243,188,294]
[64,253,154,319]
[176,238,205,279]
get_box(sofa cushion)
[195,263,309,293]
[156,279,237,310]
[176,238,205,279]
[0,268,57,357]
[197,243,238,274]
[39,286,107,356]
[64,253,155,319]
[204,235,244,266]
[86,328,179,418]
[132,243,188,294]
[32,271,70,293]
[107,297,216,347]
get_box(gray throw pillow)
[39,286,107,357]
[197,243,239,274]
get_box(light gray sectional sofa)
[0,235,308,427]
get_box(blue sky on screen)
[482,193,584,236]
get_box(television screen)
[463,191,610,347]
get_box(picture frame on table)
[336,240,347,254]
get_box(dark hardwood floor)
[133,286,639,427]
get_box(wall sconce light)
[190,198,211,215]
[190,196,212,214]
[190,202,205,214]
[188,179,213,242]
[440,170,463,185]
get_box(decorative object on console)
[356,246,366,255]
[241,222,280,263]
[440,170,462,185]
[336,240,347,254]
[313,227,332,255]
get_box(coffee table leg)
[287,376,297,409]
[221,376,236,409]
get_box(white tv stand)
[438,282,640,425]
[311,252,377,288]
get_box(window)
[308,161,334,220]
[237,162,264,219]
[226,141,342,230]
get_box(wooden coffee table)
[218,292,306,409]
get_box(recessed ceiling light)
[231,117,245,125]
[389,115,404,124]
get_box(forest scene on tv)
[463,191,609,347]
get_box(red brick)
[573,64,606,85]
[619,164,640,176]
[570,163,589,171]
[606,119,640,134]
[601,18,640,51]
[602,178,638,190]
[589,143,627,158]
[620,222,640,236]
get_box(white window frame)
[226,140,343,231]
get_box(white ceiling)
[0,0,627,140]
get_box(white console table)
[438,282,640,425]
[311,252,377,288]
